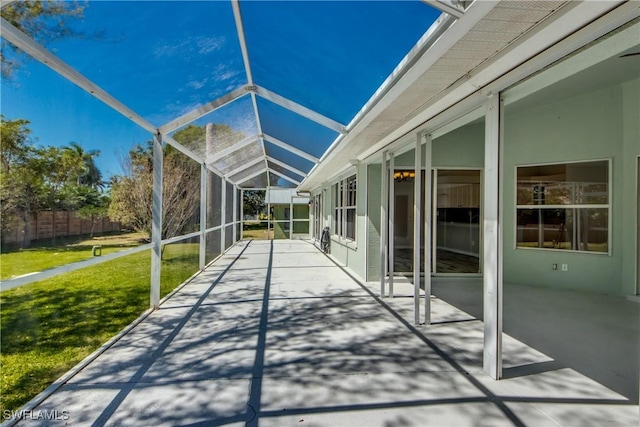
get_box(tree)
[1,1,85,79]
[0,117,47,247]
[76,192,109,238]
[1,117,108,246]
[108,140,200,242]
[64,141,103,188]
[243,190,266,216]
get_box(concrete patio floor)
[16,239,639,426]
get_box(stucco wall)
[502,78,638,296]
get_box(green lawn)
[0,243,199,413]
[0,232,148,280]
[242,221,271,240]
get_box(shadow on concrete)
[24,240,638,427]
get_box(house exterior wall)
[316,20,639,298]
[502,78,638,296]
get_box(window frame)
[514,158,611,255]
[332,173,357,242]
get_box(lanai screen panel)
[211,140,264,176]
[230,161,267,184]
[257,97,338,160]
[242,172,269,189]
[241,1,441,124]
[168,96,258,160]
[26,1,246,127]
[268,161,304,184]
[265,143,316,176]
[270,175,297,188]
[2,0,444,191]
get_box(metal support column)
[267,189,271,240]
[240,190,244,240]
[483,93,504,380]
[199,162,207,270]
[221,178,226,252]
[289,197,294,239]
[388,153,395,298]
[413,134,422,325]
[424,133,433,325]
[150,133,163,308]
[380,151,388,298]
[233,185,238,243]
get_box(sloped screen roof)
[1,0,443,188]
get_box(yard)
[0,232,148,280]
[0,238,199,413]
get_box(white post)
[150,133,163,308]
[199,163,207,270]
[413,134,422,325]
[240,189,244,240]
[289,196,294,239]
[221,178,226,251]
[388,153,395,298]
[380,151,388,298]
[424,133,433,325]
[267,188,272,240]
[233,185,238,243]
[483,93,504,380]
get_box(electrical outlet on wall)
[562,264,568,271]
[552,263,558,270]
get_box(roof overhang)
[298,0,634,192]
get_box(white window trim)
[331,173,357,246]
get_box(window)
[516,160,609,253]
[333,174,357,241]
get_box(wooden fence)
[2,210,121,245]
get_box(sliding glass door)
[433,169,481,274]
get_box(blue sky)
[1,1,440,182]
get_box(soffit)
[299,0,571,190]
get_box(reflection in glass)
[435,170,480,274]
[516,160,609,253]
[516,208,607,252]
[517,161,608,206]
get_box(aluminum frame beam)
[423,133,433,325]
[380,151,388,298]
[422,0,465,19]
[388,153,395,298]
[269,168,301,186]
[0,17,156,134]
[263,134,319,164]
[150,133,163,308]
[483,94,504,380]
[266,156,307,179]
[413,137,422,325]
[206,135,260,164]
[235,167,268,186]
[231,0,270,186]
[255,85,346,135]
[199,162,207,270]
[159,87,250,134]
[224,156,265,179]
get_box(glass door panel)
[435,170,481,274]
[393,170,425,274]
